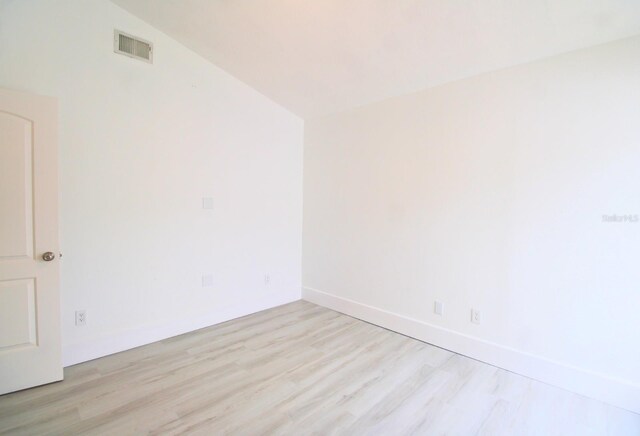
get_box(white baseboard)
[63,292,300,367]
[303,286,640,414]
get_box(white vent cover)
[114,30,153,63]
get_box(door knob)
[42,252,56,261]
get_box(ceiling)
[111,0,640,118]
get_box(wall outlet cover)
[75,310,87,326]
[471,309,481,324]
[434,300,444,316]
[202,274,214,287]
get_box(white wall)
[303,36,640,413]
[0,0,303,365]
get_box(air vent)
[114,30,153,63]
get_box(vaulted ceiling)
[111,0,640,118]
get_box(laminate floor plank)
[0,300,637,435]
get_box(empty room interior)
[1,0,639,434]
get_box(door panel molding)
[0,88,62,394]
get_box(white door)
[0,88,62,394]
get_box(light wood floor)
[0,301,638,435]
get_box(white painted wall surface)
[0,0,303,366]
[303,36,640,412]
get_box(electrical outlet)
[264,274,271,286]
[471,309,481,325]
[434,301,444,316]
[75,310,86,326]
[202,274,213,287]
